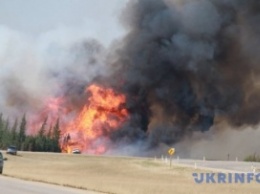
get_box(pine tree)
[39,117,48,137]
[35,117,48,151]
[11,118,18,146]
[47,124,52,139]
[52,118,61,152]
[46,124,53,152]
[18,114,27,150]
[24,135,35,151]
[2,118,11,148]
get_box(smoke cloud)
[0,0,126,129]
[1,0,260,156]
[109,0,260,148]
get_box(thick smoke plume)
[108,0,260,147]
[0,0,120,134]
[0,0,260,155]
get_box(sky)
[0,0,128,117]
[0,0,127,46]
[1,0,260,158]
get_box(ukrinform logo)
[192,173,260,184]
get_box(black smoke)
[108,0,260,146]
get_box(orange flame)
[61,84,128,154]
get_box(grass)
[1,152,260,194]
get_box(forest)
[0,113,61,152]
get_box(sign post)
[168,148,175,167]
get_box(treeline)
[0,113,61,152]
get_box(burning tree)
[61,84,128,154]
[0,0,260,155]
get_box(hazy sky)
[0,0,127,45]
[0,0,129,117]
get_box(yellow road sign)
[168,148,175,156]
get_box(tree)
[45,124,53,152]
[2,118,11,148]
[35,117,48,151]
[11,118,18,146]
[39,117,48,137]
[23,135,35,151]
[52,118,61,152]
[18,114,27,150]
[47,124,52,139]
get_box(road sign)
[168,148,175,156]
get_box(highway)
[0,176,99,194]
[2,155,260,194]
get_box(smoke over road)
[0,0,259,155]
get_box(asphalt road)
[0,176,99,194]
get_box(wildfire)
[27,97,66,135]
[61,84,128,154]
